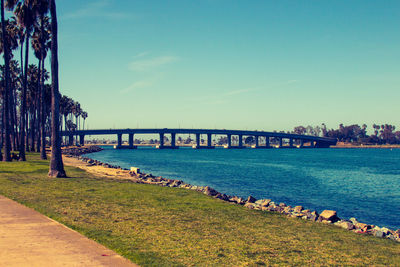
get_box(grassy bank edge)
[0,153,399,266]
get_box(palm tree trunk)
[40,21,47,159]
[12,89,19,150]
[48,0,66,177]
[19,30,29,161]
[30,111,35,151]
[8,88,15,150]
[25,111,29,151]
[1,0,11,161]
[9,86,17,150]
[64,115,67,145]
[1,98,4,161]
[20,39,24,77]
[36,59,41,153]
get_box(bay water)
[86,146,400,229]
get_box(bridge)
[60,128,337,149]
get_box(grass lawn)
[0,153,399,266]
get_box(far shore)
[70,142,400,149]
[333,142,400,149]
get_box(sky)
[46,0,400,132]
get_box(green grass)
[0,153,399,266]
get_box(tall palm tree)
[1,17,19,152]
[7,58,20,151]
[0,60,20,151]
[26,63,39,151]
[59,94,69,145]
[14,0,35,161]
[14,16,27,150]
[1,0,12,161]
[48,0,65,177]
[81,111,88,131]
[31,7,49,159]
[71,101,81,145]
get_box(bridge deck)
[60,128,337,148]
[61,128,336,143]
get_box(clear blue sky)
[53,0,400,132]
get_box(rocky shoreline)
[62,145,104,157]
[63,146,400,243]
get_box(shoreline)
[62,146,400,243]
[333,142,400,149]
[73,143,400,150]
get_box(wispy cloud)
[133,52,150,59]
[129,56,179,71]
[120,80,153,94]
[183,80,299,108]
[62,0,132,20]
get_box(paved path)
[0,195,138,267]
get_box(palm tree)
[72,101,81,127]
[72,101,81,145]
[14,0,35,161]
[1,0,12,161]
[1,17,19,152]
[8,58,21,151]
[31,5,49,159]
[48,0,65,177]
[0,60,20,151]
[59,94,69,145]
[14,16,27,150]
[81,111,88,130]
[26,63,39,151]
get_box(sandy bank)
[62,156,133,180]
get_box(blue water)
[86,146,400,229]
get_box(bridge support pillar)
[79,135,85,146]
[68,135,73,146]
[195,133,201,148]
[171,133,176,147]
[127,133,137,149]
[310,141,314,148]
[207,133,212,147]
[203,133,214,148]
[159,133,164,148]
[279,138,283,148]
[226,134,232,148]
[255,136,259,147]
[289,138,294,148]
[265,136,270,148]
[117,134,122,148]
[238,135,244,148]
[129,134,134,147]
[300,140,304,148]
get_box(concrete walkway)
[0,195,138,267]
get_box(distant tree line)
[0,61,87,150]
[292,123,400,144]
